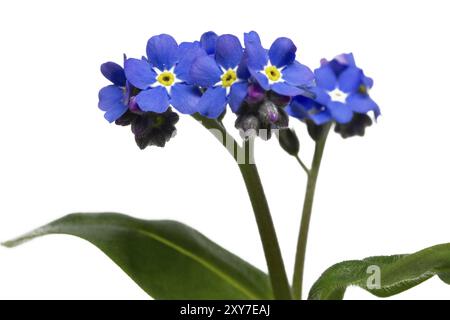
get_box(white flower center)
[328,88,348,103]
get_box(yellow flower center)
[265,66,281,82]
[358,85,368,94]
[157,71,175,87]
[221,69,237,88]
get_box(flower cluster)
[98,32,380,149]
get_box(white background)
[1,0,450,300]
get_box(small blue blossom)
[124,34,203,115]
[244,31,314,97]
[98,60,130,123]
[288,53,380,124]
[189,34,250,118]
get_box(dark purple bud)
[115,110,138,126]
[277,128,300,156]
[268,91,291,107]
[128,108,179,149]
[334,113,372,139]
[276,107,289,128]
[258,100,280,125]
[128,96,142,113]
[235,114,260,139]
[246,83,265,103]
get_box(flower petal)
[282,61,314,86]
[215,34,243,69]
[98,85,124,111]
[272,82,304,97]
[237,50,251,80]
[135,87,170,113]
[146,34,179,71]
[310,110,333,125]
[104,104,128,123]
[269,37,296,67]
[98,85,127,122]
[177,41,200,56]
[249,69,270,90]
[346,93,381,118]
[244,31,268,70]
[200,31,218,55]
[197,86,227,118]
[363,75,374,89]
[101,62,126,86]
[189,55,222,87]
[326,101,353,123]
[315,65,337,91]
[229,81,248,113]
[174,46,207,83]
[338,67,362,92]
[310,87,331,105]
[287,96,332,125]
[335,53,356,67]
[124,58,156,90]
[170,83,201,114]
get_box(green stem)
[193,114,292,300]
[295,155,310,175]
[239,140,292,300]
[292,124,331,299]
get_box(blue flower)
[98,60,130,123]
[189,34,250,118]
[244,31,314,97]
[288,53,380,124]
[124,34,203,115]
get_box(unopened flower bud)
[235,114,260,139]
[277,128,300,156]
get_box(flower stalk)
[292,124,331,299]
[193,114,292,300]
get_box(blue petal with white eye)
[229,81,248,113]
[269,37,296,67]
[170,83,202,114]
[200,31,218,55]
[101,62,126,87]
[146,34,179,71]
[124,58,156,90]
[215,34,243,70]
[189,55,222,87]
[197,86,227,118]
[135,86,170,113]
[282,61,314,86]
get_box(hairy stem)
[193,114,292,299]
[292,124,331,299]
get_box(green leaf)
[309,243,450,300]
[2,213,273,300]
